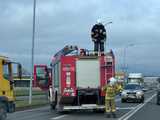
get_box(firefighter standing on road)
[102,77,120,118]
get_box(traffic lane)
[6,90,156,120]
[7,106,60,120]
[53,90,156,120]
[53,107,138,120]
[118,93,156,120]
[128,94,160,120]
[50,110,134,120]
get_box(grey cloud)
[0,0,160,75]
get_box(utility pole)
[29,0,36,104]
[123,44,134,74]
[104,21,112,52]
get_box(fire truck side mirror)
[34,65,49,87]
[17,64,22,79]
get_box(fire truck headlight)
[71,93,75,96]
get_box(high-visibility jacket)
[115,83,123,93]
[102,85,117,100]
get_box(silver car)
[121,84,144,103]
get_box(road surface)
[7,89,160,120]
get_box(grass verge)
[14,87,49,111]
[15,99,49,111]
[15,88,46,96]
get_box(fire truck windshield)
[36,67,49,86]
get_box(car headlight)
[121,91,127,96]
[136,91,143,95]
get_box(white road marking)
[118,93,156,120]
[118,104,142,120]
[116,107,135,110]
[51,115,67,120]
[123,93,156,120]
[145,89,156,94]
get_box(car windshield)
[124,84,141,90]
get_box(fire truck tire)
[57,107,70,114]
[50,92,57,110]
[50,104,55,110]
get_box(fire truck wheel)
[50,103,55,110]
[50,92,57,110]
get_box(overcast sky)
[0,0,160,75]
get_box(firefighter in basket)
[91,19,106,55]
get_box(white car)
[121,84,144,103]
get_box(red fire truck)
[34,45,115,112]
[34,22,115,112]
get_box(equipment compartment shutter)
[76,59,100,88]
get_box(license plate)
[128,95,135,98]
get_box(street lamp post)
[103,21,112,52]
[104,21,113,26]
[29,0,36,104]
[123,44,134,74]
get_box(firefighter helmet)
[96,19,102,24]
[108,77,117,85]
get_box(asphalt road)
[7,89,159,120]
